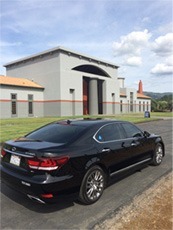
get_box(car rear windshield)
[25,123,86,144]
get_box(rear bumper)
[1,165,44,196]
[0,164,79,203]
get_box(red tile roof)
[120,92,150,99]
[137,93,150,99]
[0,75,44,89]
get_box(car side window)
[121,123,143,138]
[95,124,122,142]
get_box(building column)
[89,78,98,115]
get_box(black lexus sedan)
[1,119,165,204]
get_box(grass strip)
[0,112,172,143]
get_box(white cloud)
[112,29,152,56]
[156,23,173,35]
[150,34,173,76]
[152,33,173,56]
[165,56,173,66]
[112,30,151,68]
[151,63,173,75]
[124,56,142,66]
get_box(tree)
[157,101,168,111]
[150,93,172,112]
[151,98,158,112]
[168,100,173,111]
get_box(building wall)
[6,50,120,117]
[136,99,151,112]
[58,52,119,116]
[0,85,44,118]
[6,53,61,116]
[6,53,60,99]
[58,52,83,116]
[120,88,136,113]
[102,79,121,114]
[119,87,151,113]
[4,48,151,117]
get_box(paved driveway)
[0,119,172,229]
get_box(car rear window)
[26,123,86,143]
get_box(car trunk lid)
[1,139,66,174]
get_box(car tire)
[152,143,164,166]
[79,165,106,205]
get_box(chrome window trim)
[93,123,123,144]
[93,122,143,144]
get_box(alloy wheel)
[85,169,104,201]
[155,145,163,164]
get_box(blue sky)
[1,0,172,92]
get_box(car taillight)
[27,156,69,171]
[41,193,53,198]
[1,148,6,158]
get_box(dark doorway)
[83,77,89,115]
[83,77,103,115]
[98,80,103,114]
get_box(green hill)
[144,92,173,100]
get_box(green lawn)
[0,112,172,143]
[150,112,173,117]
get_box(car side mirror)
[143,131,150,138]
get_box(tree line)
[151,94,173,112]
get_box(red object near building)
[138,80,143,94]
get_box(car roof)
[57,119,128,127]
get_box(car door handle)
[122,142,130,148]
[102,148,111,153]
[131,142,137,146]
[131,141,140,146]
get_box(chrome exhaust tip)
[27,194,45,204]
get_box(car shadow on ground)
[0,182,80,213]
[1,166,150,213]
